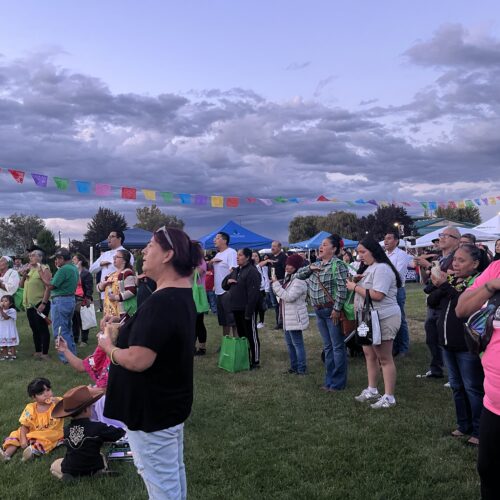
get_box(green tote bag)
[192,270,209,314]
[218,336,250,373]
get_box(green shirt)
[23,265,50,308]
[50,263,79,297]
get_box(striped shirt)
[295,257,349,311]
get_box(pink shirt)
[467,261,500,415]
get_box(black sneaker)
[194,349,206,356]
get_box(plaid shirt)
[295,256,349,311]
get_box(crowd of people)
[0,226,499,499]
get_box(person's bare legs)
[373,340,396,395]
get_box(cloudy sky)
[1,0,500,243]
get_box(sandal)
[451,430,466,437]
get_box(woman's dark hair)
[342,250,354,263]
[73,252,89,268]
[27,377,51,397]
[456,244,490,273]
[117,249,134,270]
[154,227,203,277]
[326,234,342,256]
[1,294,14,309]
[239,248,253,263]
[252,250,262,262]
[494,239,500,261]
[359,237,402,288]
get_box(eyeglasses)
[108,235,117,239]
[438,233,458,240]
[156,226,175,250]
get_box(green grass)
[0,285,480,500]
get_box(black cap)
[52,248,71,260]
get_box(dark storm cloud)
[0,27,499,242]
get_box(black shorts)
[216,293,235,327]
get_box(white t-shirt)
[213,248,238,295]
[356,262,400,320]
[385,247,413,286]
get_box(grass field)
[0,283,481,500]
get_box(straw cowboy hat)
[53,386,104,418]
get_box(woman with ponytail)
[99,226,202,499]
[295,234,349,391]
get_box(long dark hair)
[359,237,402,288]
[495,239,500,261]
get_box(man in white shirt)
[211,232,237,335]
[89,230,134,302]
[384,230,413,357]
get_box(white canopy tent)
[415,226,498,246]
[473,214,500,236]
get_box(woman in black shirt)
[99,226,202,499]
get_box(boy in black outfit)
[50,385,125,480]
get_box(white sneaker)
[1,450,10,462]
[444,382,451,388]
[370,395,396,409]
[354,389,381,403]
[256,323,264,329]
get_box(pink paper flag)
[95,183,112,196]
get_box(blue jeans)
[206,290,217,314]
[442,349,484,438]
[51,295,76,362]
[127,424,186,500]
[316,307,347,389]
[393,287,410,354]
[284,330,307,374]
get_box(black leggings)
[478,406,500,499]
[233,310,260,365]
[27,306,51,355]
[195,313,207,344]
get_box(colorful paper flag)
[489,197,497,205]
[428,201,437,210]
[31,173,48,187]
[274,197,288,203]
[367,200,378,206]
[160,192,174,203]
[465,200,474,208]
[289,198,300,203]
[179,194,191,204]
[8,169,24,183]
[211,196,224,208]
[258,198,273,206]
[121,187,137,200]
[95,183,112,196]
[53,177,69,190]
[246,197,257,203]
[317,195,329,202]
[458,200,466,208]
[194,195,208,206]
[226,197,239,208]
[75,181,91,194]
[142,189,156,201]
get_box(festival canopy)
[197,220,274,250]
[473,214,500,236]
[291,231,358,249]
[99,228,153,250]
[415,227,498,246]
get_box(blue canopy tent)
[291,231,358,249]
[198,220,273,250]
[99,228,153,250]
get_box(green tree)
[134,205,184,232]
[357,205,414,241]
[36,229,57,257]
[434,206,481,225]
[83,207,127,248]
[317,211,360,239]
[288,215,321,243]
[0,213,45,255]
[69,240,90,259]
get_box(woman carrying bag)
[347,237,401,409]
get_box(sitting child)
[1,377,63,462]
[50,385,125,479]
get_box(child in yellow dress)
[1,378,64,462]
